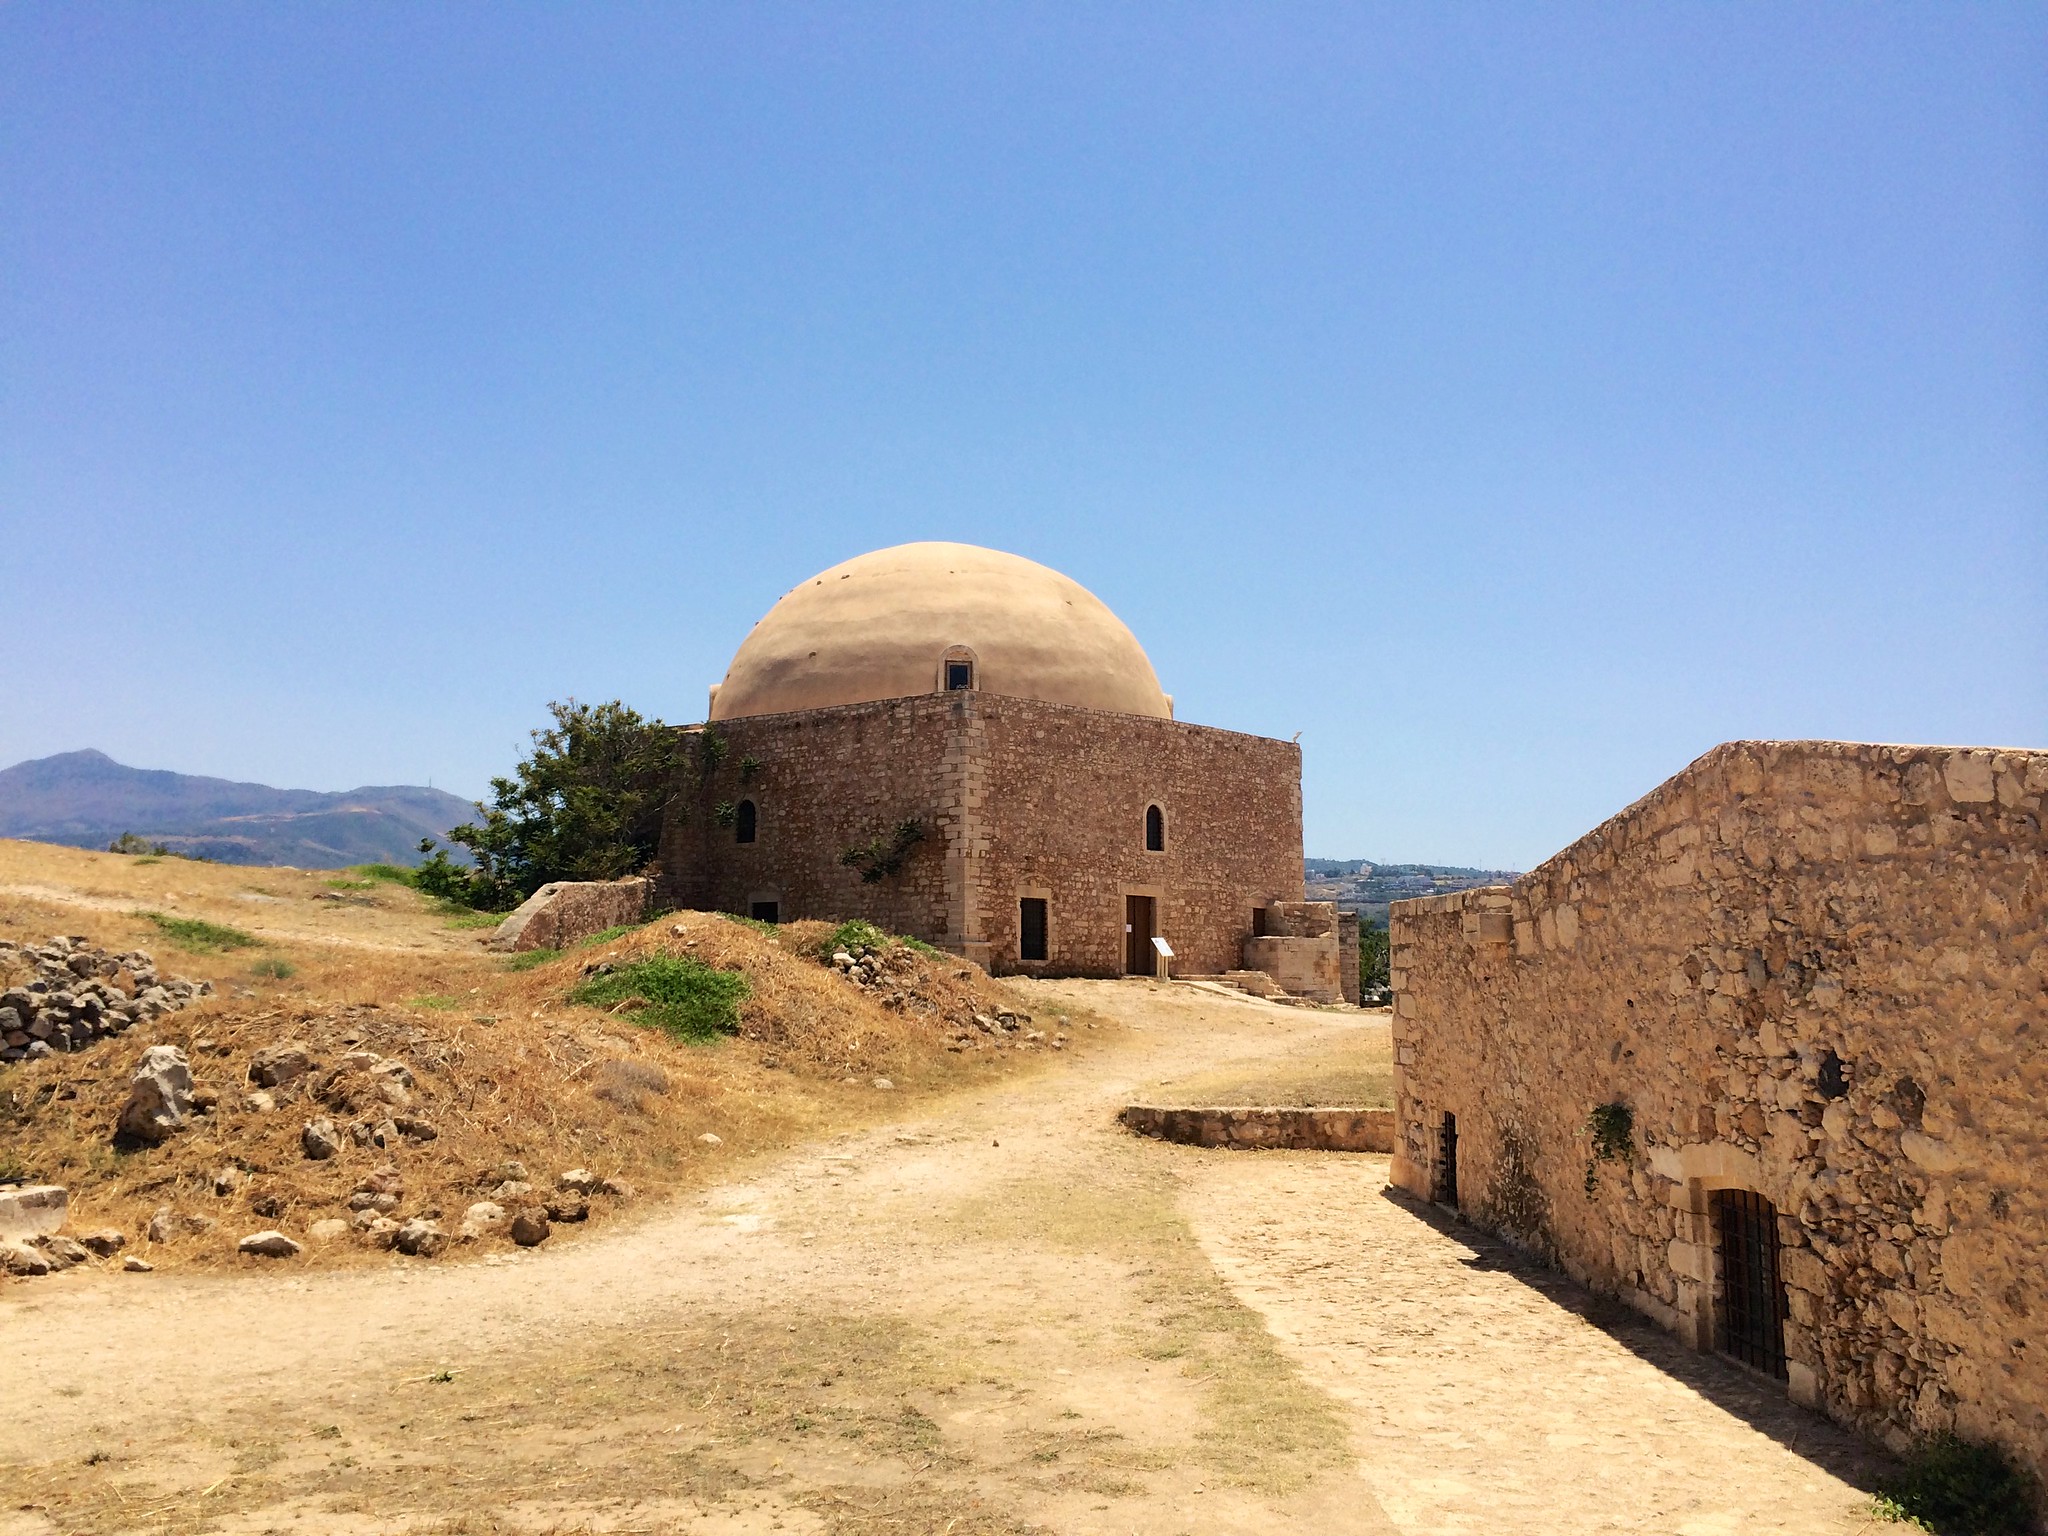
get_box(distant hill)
[0,749,479,870]
[1304,857,1522,927]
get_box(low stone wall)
[1119,1104,1393,1152]
[488,878,649,953]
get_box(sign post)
[1150,934,1174,983]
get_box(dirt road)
[2,979,1886,1535]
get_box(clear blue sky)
[3,5,2042,870]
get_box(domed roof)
[709,542,1170,721]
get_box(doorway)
[749,900,780,924]
[1714,1189,1788,1378]
[1124,894,1156,975]
[1434,1112,1459,1206]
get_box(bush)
[823,919,890,957]
[141,912,261,952]
[1874,1435,2037,1534]
[569,957,749,1042]
[108,832,170,857]
[250,957,295,979]
[1359,920,1389,991]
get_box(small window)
[945,659,974,691]
[1019,898,1048,963]
[735,800,757,843]
[1144,804,1165,852]
[750,900,779,924]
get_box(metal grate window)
[1433,1112,1459,1206]
[1713,1188,1788,1379]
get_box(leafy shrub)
[1359,920,1389,991]
[108,832,170,857]
[823,920,890,957]
[250,957,295,979]
[1584,1101,1636,1194]
[569,957,749,1042]
[141,912,261,952]
[1873,1435,2037,1534]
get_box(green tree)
[433,699,680,909]
[1359,919,1390,993]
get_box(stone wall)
[1389,740,2048,1479]
[488,878,649,953]
[657,693,1302,978]
[1119,1104,1394,1152]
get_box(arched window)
[1144,804,1165,852]
[735,799,757,844]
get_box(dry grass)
[0,841,1065,1270]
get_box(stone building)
[1389,740,2047,1479]
[657,542,1305,978]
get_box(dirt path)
[1,980,1887,1535]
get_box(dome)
[709,542,1171,722]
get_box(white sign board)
[1151,936,1174,959]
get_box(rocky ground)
[0,972,1894,1536]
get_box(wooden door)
[1124,895,1155,974]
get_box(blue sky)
[3,4,2042,869]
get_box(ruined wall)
[658,694,1301,978]
[487,878,648,953]
[1390,741,2048,1478]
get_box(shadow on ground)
[1378,1182,1896,1495]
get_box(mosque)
[656,542,1312,979]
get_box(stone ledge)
[1118,1105,1393,1153]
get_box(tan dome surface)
[709,542,1170,721]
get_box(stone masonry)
[488,878,650,953]
[657,691,1302,978]
[1389,740,2047,1481]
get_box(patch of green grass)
[1872,1435,2037,1534]
[569,956,749,1042]
[819,919,939,960]
[139,912,262,952]
[823,919,889,957]
[325,877,377,891]
[407,994,461,1010]
[503,947,561,971]
[444,910,504,930]
[351,863,417,886]
[250,957,296,979]
[726,913,778,935]
[579,923,645,947]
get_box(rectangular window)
[945,660,974,691]
[1019,898,1048,962]
[1251,906,1269,938]
[750,900,780,924]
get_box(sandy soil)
[1,978,1889,1535]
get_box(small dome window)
[1145,804,1165,852]
[735,799,758,844]
[939,644,978,693]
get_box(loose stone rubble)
[827,939,1067,1053]
[0,936,212,1063]
[116,1046,195,1144]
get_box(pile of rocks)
[0,936,212,1064]
[956,1007,1064,1051]
[827,940,923,1009]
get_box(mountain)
[0,749,480,869]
